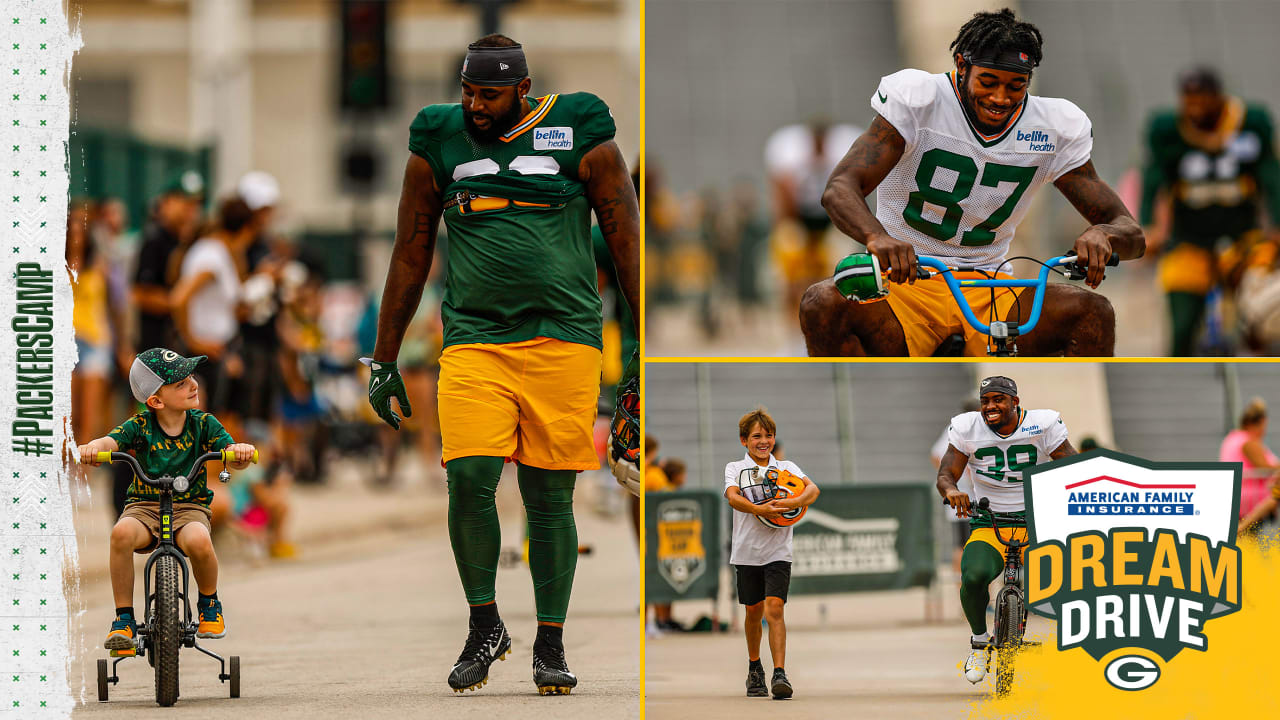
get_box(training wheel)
[97,659,109,702]
[229,656,240,698]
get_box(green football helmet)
[833,253,887,302]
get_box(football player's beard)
[464,101,525,143]
[957,73,1011,137]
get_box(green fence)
[790,485,935,595]
[645,490,722,604]
[68,127,213,230]
[645,485,936,602]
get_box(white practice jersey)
[946,408,1070,513]
[871,69,1093,270]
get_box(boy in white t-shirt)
[723,408,819,700]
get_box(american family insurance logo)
[1025,450,1241,691]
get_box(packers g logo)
[1024,450,1242,691]
[161,350,179,361]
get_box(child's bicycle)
[835,251,1120,356]
[951,496,1035,696]
[916,253,1120,356]
[94,449,257,706]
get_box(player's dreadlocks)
[950,8,1044,70]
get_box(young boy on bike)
[723,408,819,700]
[77,348,256,656]
[936,376,1075,682]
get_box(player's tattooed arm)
[937,444,973,517]
[373,153,443,362]
[822,115,919,284]
[1050,439,1079,460]
[1054,160,1146,288]
[581,140,640,332]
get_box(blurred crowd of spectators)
[68,170,449,561]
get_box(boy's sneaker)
[104,616,136,656]
[532,642,578,695]
[196,597,226,639]
[746,665,768,697]
[770,668,793,699]
[448,619,511,693]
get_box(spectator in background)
[764,118,862,320]
[1140,67,1280,355]
[660,458,687,490]
[235,171,287,441]
[644,435,670,493]
[214,419,297,559]
[1221,398,1280,532]
[70,201,119,449]
[89,197,134,379]
[134,170,204,352]
[276,257,330,483]
[171,196,251,435]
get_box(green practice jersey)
[108,409,234,507]
[409,92,616,349]
[1140,100,1280,248]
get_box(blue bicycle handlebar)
[915,254,1111,337]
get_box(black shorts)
[734,561,792,606]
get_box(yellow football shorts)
[438,337,602,470]
[885,272,1022,356]
[1159,243,1216,295]
[965,525,1029,561]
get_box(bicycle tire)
[230,655,240,698]
[97,658,109,702]
[995,591,1023,697]
[153,555,181,707]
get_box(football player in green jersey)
[365,35,639,696]
[1141,67,1280,355]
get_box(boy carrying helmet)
[723,407,820,700]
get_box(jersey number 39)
[903,149,1035,247]
[973,444,1038,483]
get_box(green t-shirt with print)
[108,409,234,507]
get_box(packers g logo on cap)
[161,350,179,362]
[1024,449,1242,691]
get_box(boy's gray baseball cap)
[129,348,206,403]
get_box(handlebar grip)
[1064,251,1119,267]
[97,451,114,463]
[220,449,260,464]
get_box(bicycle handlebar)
[910,254,1118,337]
[971,497,1029,549]
[95,449,258,490]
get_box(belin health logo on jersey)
[533,126,574,150]
[1013,128,1056,153]
[1024,449,1241,691]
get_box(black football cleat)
[448,619,512,693]
[532,642,578,696]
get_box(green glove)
[361,357,412,430]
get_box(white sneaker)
[964,645,989,684]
